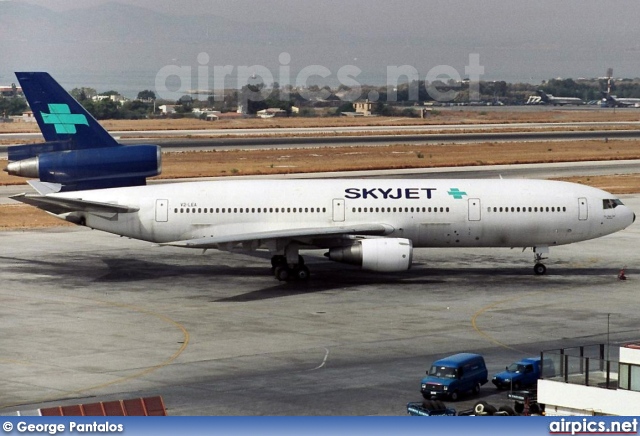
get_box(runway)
[2,123,640,156]
[0,192,638,415]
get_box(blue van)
[420,353,488,401]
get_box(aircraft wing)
[10,193,139,215]
[161,224,394,248]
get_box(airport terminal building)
[539,342,640,415]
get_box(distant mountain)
[0,1,331,92]
[0,1,306,45]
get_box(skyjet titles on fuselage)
[344,187,437,200]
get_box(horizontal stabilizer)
[10,193,139,215]
[162,224,394,248]
[27,180,62,195]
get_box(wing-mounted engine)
[5,143,161,191]
[327,238,413,272]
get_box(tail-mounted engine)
[5,142,161,191]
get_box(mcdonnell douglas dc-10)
[5,73,635,280]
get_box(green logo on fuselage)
[447,188,467,199]
[40,104,88,134]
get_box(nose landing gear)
[533,246,549,275]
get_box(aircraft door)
[468,198,481,221]
[155,199,169,222]
[332,198,345,222]
[578,197,588,221]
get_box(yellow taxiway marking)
[471,291,546,353]
[0,294,189,410]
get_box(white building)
[192,108,220,121]
[257,108,287,118]
[539,343,640,415]
[158,105,177,115]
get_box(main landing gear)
[533,246,549,276]
[271,255,310,282]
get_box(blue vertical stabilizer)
[15,72,118,149]
[6,72,161,191]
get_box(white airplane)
[536,90,584,106]
[5,73,636,280]
[602,68,640,108]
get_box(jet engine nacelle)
[327,238,413,272]
[6,144,161,190]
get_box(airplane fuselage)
[55,178,634,251]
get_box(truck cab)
[492,357,547,390]
[420,353,488,401]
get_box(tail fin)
[536,90,549,102]
[16,72,118,149]
[6,72,160,192]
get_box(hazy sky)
[3,0,640,93]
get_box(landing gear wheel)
[534,263,547,275]
[271,255,286,274]
[296,265,310,281]
[275,266,291,282]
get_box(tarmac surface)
[0,194,639,415]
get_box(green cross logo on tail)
[40,104,88,134]
[447,188,467,199]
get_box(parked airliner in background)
[5,73,635,280]
[536,90,584,106]
[602,94,640,108]
[602,68,640,108]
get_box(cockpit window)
[603,199,624,209]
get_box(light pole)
[607,313,610,362]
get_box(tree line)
[2,77,640,119]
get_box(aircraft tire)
[275,266,291,281]
[534,263,547,275]
[296,265,310,281]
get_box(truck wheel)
[472,382,481,394]
[514,402,524,414]
[449,391,459,401]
